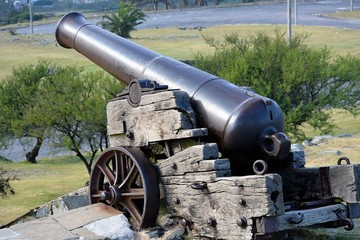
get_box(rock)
[319,150,342,155]
[288,144,306,168]
[311,135,334,145]
[158,214,176,229]
[35,204,52,219]
[0,228,22,239]
[163,227,186,240]
[302,140,315,147]
[146,227,166,238]
[337,133,352,138]
[62,195,89,210]
[84,214,134,240]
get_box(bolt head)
[237,217,247,228]
[125,131,132,138]
[207,218,216,227]
[173,198,180,204]
[180,219,187,226]
[100,192,110,201]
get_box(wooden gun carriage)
[56,12,360,239]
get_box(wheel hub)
[100,185,121,205]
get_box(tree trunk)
[195,0,207,6]
[75,150,92,175]
[182,0,189,7]
[160,0,176,9]
[26,136,43,164]
[153,0,158,10]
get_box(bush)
[0,166,17,198]
[194,31,360,141]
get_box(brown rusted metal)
[89,147,160,229]
[55,12,291,175]
[252,159,268,175]
[337,156,351,165]
[334,208,355,231]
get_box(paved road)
[16,0,360,35]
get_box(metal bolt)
[100,192,111,201]
[207,218,216,227]
[125,131,132,138]
[237,217,247,228]
[173,197,180,205]
[180,218,188,226]
[171,163,177,169]
[239,199,246,206]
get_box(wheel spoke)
[114,151,123,185]
[89,147,159,229]
[119,164,138,189]
[97,161,115,184]
[122,188,145,199]
[122,200,142,227]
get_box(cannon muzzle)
[56,12,291,174]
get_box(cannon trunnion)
[56,12,360,239]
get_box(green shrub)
[194,30,360,141]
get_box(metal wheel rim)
[89,146,159,229]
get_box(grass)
[2,24,360,80]
[304,135,360,167]
[302,109,360,138]
[0,155,88,226]
[325,10,360,19]
[133,24,360,58]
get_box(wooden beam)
[278,164,360,203]
[257,203,348,234]
[107,90,207,147]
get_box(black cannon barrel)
[56,12,290,174]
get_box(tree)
[194,31,360,141]
[0,60,55,163]
[0,166,17,198]
[33,66,123,174]
[100,1,146,38]
[0,0,16,26]
[0,61,123,172]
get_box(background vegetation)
[193,31,360,140]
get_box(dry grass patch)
[325,10,360,20]
[304,135,360,167]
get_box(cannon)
[55,12,291,170]
[56,12,360,239]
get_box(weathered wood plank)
[279,168,323,202]
[329,164,360,203]
[107,90,208,147]
[158,143,284,240]
[278,164,360,203]
[257,203,348,234]
[158,143,230,176]
[162,174,283,240]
